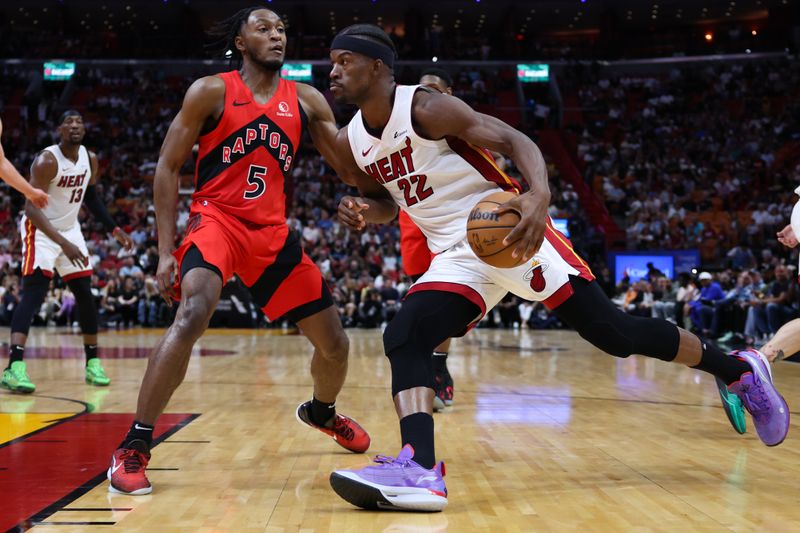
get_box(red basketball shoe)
[107,441,152,495]
[296,401,370,453]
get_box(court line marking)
[18,413,200,530]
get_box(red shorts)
[173,202,328,321]
[399,210,434,278]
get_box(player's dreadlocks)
[207,6,281,68]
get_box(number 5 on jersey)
[244,165,267,199]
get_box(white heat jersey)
[39,144,91,230]
[347,85,519,253]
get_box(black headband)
[330,34,395,68]
[59,109,82,124]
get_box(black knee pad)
[554,276,680,362]
[573,309,679,361]
[384,291,481,396]
[10,270,51,335]
[67,276,98,335]
[575,316,636,358]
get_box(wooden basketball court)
[2,325,799,531]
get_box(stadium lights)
[432,56,438,62]
[751,29,757,36]
[704,32,713,41]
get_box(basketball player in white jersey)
[754,190,800,363]
[3,111,133,393]
[323,24,789,512]
[0,117,49,208]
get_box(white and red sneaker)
[107,441,152,495]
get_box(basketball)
[466,191,524,268]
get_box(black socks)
[432,351,448,374]
[121,420,154,450]
[692,341,752,385]
[310,397,336,427]
[8,344,24,368]
[400,412,435,469]
[85,344,98,365]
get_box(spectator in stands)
[358,289,383,328]
[119,257,143,279]
[688,272,726,336]
[651,277,677,323]
[715,272,756,343]
[0,277,19,326]
[117,277,139,328]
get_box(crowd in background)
[1,59,798,349]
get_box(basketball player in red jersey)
[107,7,369,495]
[0,118,48,207]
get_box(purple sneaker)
[728,349,789,447]
[330,444,447,511]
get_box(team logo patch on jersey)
[523,259,549,292]
[277,101,293,117]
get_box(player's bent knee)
[173,298,215,339]
[320,330,349,363]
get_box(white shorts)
[407,219,594,322]
[20,217,91,280]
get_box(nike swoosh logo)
[394,130,407,138]
[361,146,373,157]
[418,475,438,483]
[232,100,251,107]
[134,424,152,431]
[111,457,123,475]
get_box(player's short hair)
[207,6,282,66]
[420,68,453,88]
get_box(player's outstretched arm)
[412,90,551,262]
[296,83,397,229]
[335,128,398,231]
[26,151,87,268]
[152,76,224,302]
[0,119,49,208]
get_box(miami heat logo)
[523,259,548,292]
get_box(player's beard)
[255,57,284,72]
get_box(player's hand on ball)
[156,254,178,306]
[338,195,369,231]
[113,227,135,251]
[494,191,549,262]
[61,241,88,268]
[26,188,49,209]
[777,224,798,248]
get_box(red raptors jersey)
[194,71,303,226]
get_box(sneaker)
[432,375,446,412]
[296,401,370,453]
[433,370,454,409]
[442,370,454,407]
[330,444,447,512]
[715,376,746,434]
[432,394,445,413]
[86,359,111,386]
[1,361,35,393]
[728,349,790,447]
[107,441,152,495]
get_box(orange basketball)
[466,191,524,268]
